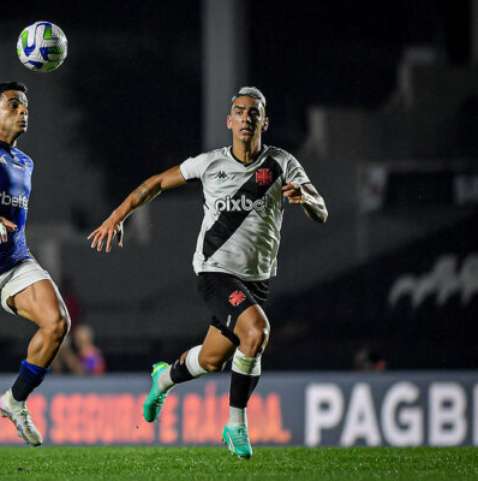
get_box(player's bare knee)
[43,313,69,343]
[239,327,267,356]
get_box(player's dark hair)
[0,81,28,97]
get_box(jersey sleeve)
[179,153,209,181]
[285,155,311,185]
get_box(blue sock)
[11,360,48,402]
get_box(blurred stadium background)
[0,0,477,448]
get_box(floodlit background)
[0,0,476,372]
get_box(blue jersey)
[0,141,33,274]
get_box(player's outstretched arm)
[88,165,186,253]
[282,182,328,223]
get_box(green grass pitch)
[0,446,477,481]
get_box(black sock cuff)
[12,361,48,402]
[170,359,194,384]
[229,371,260,409]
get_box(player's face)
[227,96,269,144]
[0,90,29,140]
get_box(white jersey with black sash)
[179,145,310,281]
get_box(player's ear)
[226,114,232,130]
[262,116,269,132]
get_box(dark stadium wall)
[270,211,477,370]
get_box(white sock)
[158,368,174,392]
[2,389,24,410]
[185,345,208,377]
[229,406,247,426]
[231,349,261,376]
[158,345,207,392]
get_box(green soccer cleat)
[222,424,253,459]
[143,362,171,423]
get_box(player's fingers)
[282,182,300,190]
[89,232,98,248]
[281,182,295,191]
[96,236,104,252]
[287,195,303,204]
[283,183,301,197]
[0,224,7,243]
[105,230,114,253]
[284,189,301,199]
[87,229,99,240]
[90,231,103,249]
[2,220,17,232]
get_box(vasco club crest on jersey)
[256,168,273,186]
[229,290,246,306]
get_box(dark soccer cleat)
[143,362,171,423]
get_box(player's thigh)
[9,279,69,328]
[199,325,236,367]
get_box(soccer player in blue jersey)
[0,82,70,446]
[89,87,327,458]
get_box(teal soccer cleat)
[222,424,253,459]
[143,362,171,423]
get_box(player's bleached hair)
[231,86,266,110]
[0,81,27,96]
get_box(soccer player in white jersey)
[0,82,71,446]
[89,86,327,458]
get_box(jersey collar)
[227,145,269,168]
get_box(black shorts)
[197,272,270,345]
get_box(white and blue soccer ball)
[17,21,68,72]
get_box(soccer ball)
[17,21,68,72]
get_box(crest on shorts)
[229,290,246,307]
[256,168,273,186]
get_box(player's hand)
[282,182,305,204]
[0,217,17,243]
[87,217,124,253]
